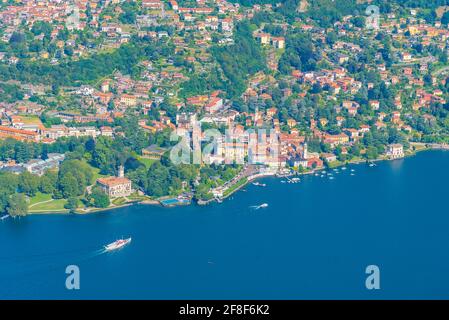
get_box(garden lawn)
[28,192,53,206]
[29,199,68,212]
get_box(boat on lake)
[251,203,269,210]
[252,182,266,187]
[104,238,132,252]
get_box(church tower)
[303,143,308,160]
[254,104,260,124]
[118,165,125,178]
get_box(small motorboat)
[104,238,132,252]
[251,203,269,210]
[252,182,266,187]
[0,215,9,221]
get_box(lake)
[1,150,449,299]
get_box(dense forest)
[278,31,320,74]
[181,20,266,99]
[0,83,24,103]
[212,21,266,98]
[0,159,100,216]
[0,37,173,86]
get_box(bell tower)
[118,165,125,178]
[303,143,308,160]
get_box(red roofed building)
[0,126,40,142]
[307,157,323,169]
[97,177,132,198]
[323,133,349,147]
[205,97,223,113]
[97,167,132,198]
[186,95,208,106]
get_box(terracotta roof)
[0,126,38,136]
[97,177,131,187]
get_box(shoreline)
[195,144,436,205]
[26,145,444,215]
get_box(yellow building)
[120,94,137,107]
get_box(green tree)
[58,159,94,197]
[365,146,379,160]
[39,171,58,194]
[442,11,449,25]
[59,172,79,198]
[64,197,79,213]
[7,194,28,217]
[0,172,19,194]
[18,172,40,196]
[91,187,110,208]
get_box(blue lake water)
[1,150,449,299]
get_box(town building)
[24,153,65,176]
[96,166,132,198]
[386,144,404,159]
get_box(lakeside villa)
[387,144,404,159]
[96,166,132,198]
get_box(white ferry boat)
[104,238,132,251]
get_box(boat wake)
[250,203,269,210]
[90,248,109,257]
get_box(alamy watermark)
[66,3,81,31]
[365,265,380,290]
[65,265,80,290]
[366,5,380,30]
[169,123,280,166]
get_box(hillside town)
[1,0,449,215]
